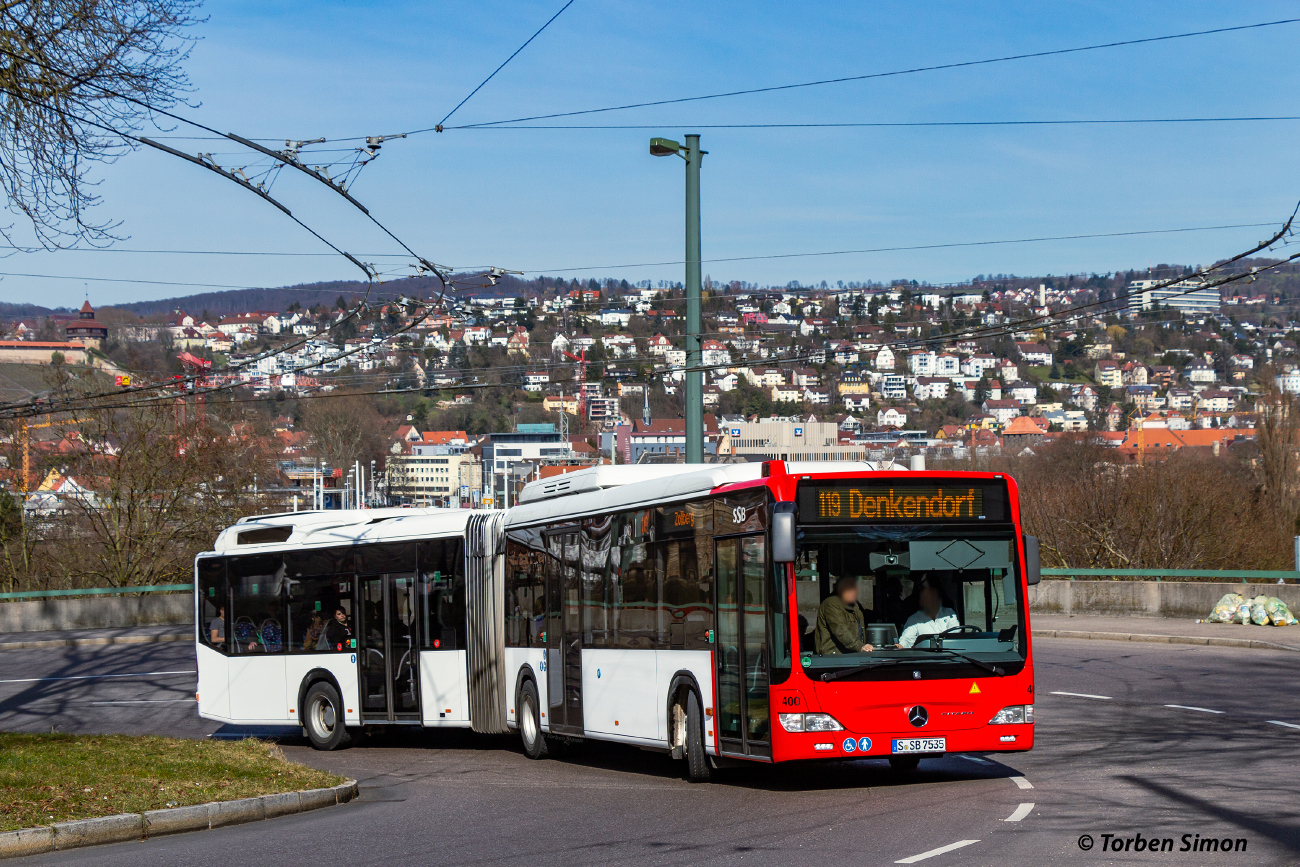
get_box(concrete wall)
[1029,580,1300,619]
[0,593,192,634]
[3,580,1298,634]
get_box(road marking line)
[1011,776,1033,789]
[1165,704,1224,714]
[1004,803,1034,822]
[89,699,197,705]
[0,670,195,684]
[895,840,980,864]
[1267,720,1300,730]
[960,755,992,765]
[1049,691,1111,700]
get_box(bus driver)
[897,577,960,648]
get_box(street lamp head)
[649,137,681,157]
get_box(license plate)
[891,737,946,753]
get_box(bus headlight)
[779,713,844,733]
[989,704,1034,725]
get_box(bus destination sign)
[797,482,1005,523]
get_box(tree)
[41,400,268,587]
[299,392,388,470]
[0,0,201,246]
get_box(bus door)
[356,573,421,723]
[545,529,584,734]
[714,535,771,758]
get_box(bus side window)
[504,532,546,648]
[228,554,287,654]
[197,557,228,654]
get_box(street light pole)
[651,134,706,463]
[683,134,703,464]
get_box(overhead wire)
[436,0,577,128]
[454,115,1300,130]
[0,219,1275,265]
[437,18,1300,131]
[0,44,466,291]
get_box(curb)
[0,779,357,859]
[0,632,191,652]
[1033,628,1300,653]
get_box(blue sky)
[5,0,1300,308]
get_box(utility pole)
[684,134,704,464]
[651,134,706,463]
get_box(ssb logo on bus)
[732,506,747,524]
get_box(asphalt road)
[2,638,1298,866]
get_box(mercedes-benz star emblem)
[908,705,929,728]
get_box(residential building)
[1196,390,1235,413]
[876,407,907,428]
[879,374,907,401]
[1094,359,1123,388]
[913,377,950,401]
[982,399,1023,425]
[1015,342,1053,366]
[907,350,936,377]
[1185,361,1216,384]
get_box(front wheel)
[303,681,351,751]
[685,690,714,783]
[888,755,921,773]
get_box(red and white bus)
[195,461,1038,779]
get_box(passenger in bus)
[301,612,325,651]
[814,576,875,655]
[319,606,352,651]
[897,577,960,648]
[208,605,226,648]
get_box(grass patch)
[0,734,341,832]
[1026,365,1094,384]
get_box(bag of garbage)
[1206,593,1244,623]
[1250,596,1271,626]
[1265,597,1298,626]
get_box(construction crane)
[17,415,82,494]
[176,352,213,391]
[559,349,588,418]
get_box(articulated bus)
[195,461,1039,779]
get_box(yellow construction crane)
[17,415,82,494]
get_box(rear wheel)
[519,679,551,760]
[888,755,921,773]
[685,690,714,783]
[303,681,351,751]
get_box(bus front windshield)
[794,525,1026,679]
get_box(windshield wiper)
[914,647,1006,676]
[819,657,920,682]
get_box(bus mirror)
[1024,535,1041,586]
[772,502,796,562]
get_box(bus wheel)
[889,755,921,773]
[685,691,713,783]
[519,679,550,760]
[303,681,351,751]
